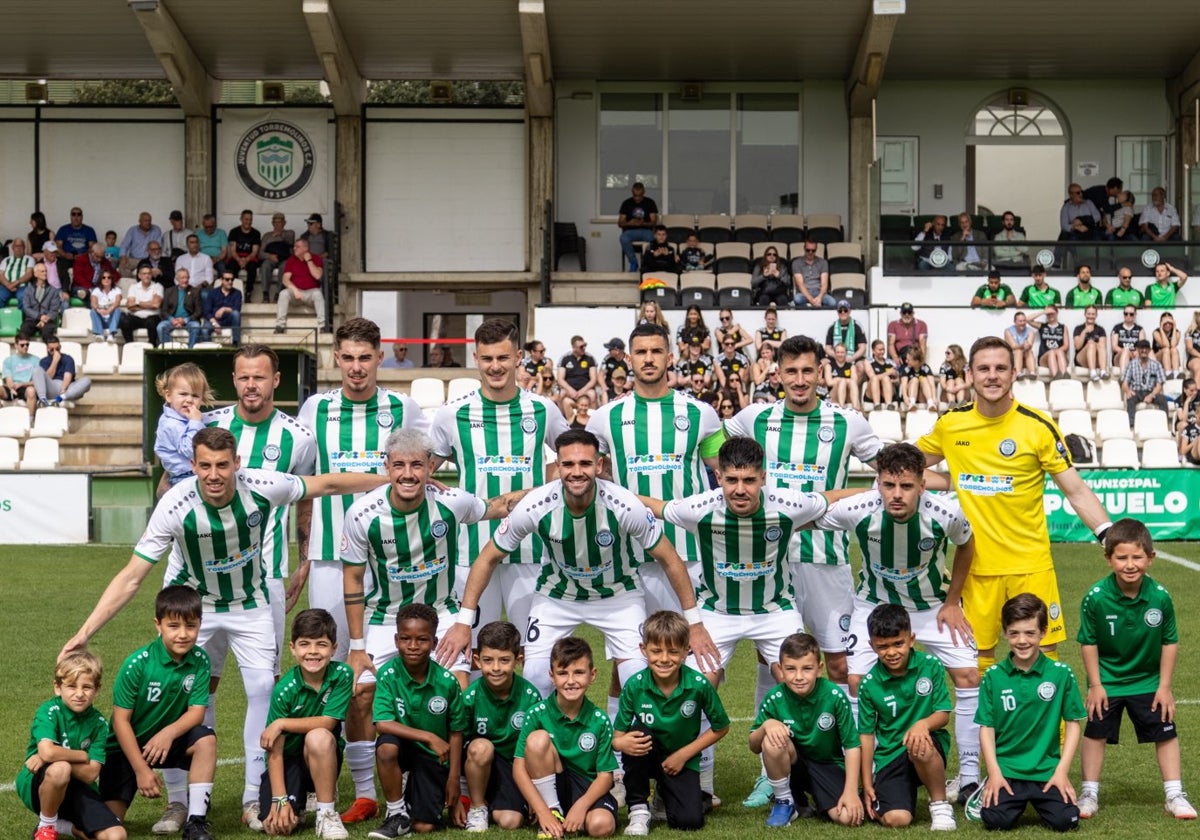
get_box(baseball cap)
[900,302,914,314]
[836,299,851,311]
[43,241,57,253]
[603,337,625,350]
[768,362,779,373]
[168,210,183,221]
[305,213,323,224]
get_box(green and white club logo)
[236,121,315,200]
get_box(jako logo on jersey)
[521,416,538,434]
[1037,681,1056,701]
[817,712,835,731]
[578,732,597,751]
[595,530,615,547]
[431,520,449,539]
[817,425,835,442]
[915,677,933,696]
[998,438,1017,457]
[764,526,783,542]
[917,537,937,552]
[428,696,447,714]
[1145,608,1163,627]
[262,444,281,461]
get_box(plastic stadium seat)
[58,308,92,338]
[678,285,717,308]
[0,406,30,438]
[716,284,754,310]
[0,436,17,469]
[117,342,150,376]
[732,214,770,244]
[1055,409,1094,441]
[661,214,696,243]
[847,455,872,477]
[82,342,119,374]
[409,377,446,411]
[829,273,868,309]
[713,242,752,275]
[805,213,844,244]
[1087,380,1123,411]
[903,408,937,443]
[192,342,222,350]
[20,437,60,470]
[1133,408,1172,443]
[696,214,733,244]
[679,271,716,291]
[825,242,865,274]
[640,284,680,308]
[1094,409,1133,442]
[446,377,481,402]
[1047,379,1086,413]
[1012,380,1048,411]
[1099,438,1139,468]
[0,342,8,365]
[27,340,47,358]
[769,214,806,243]
[868,409,903,443]
[751,242,790,261]
[28,406,69,439]
[1140,438,1181,468]
[640,271,679,289]
[57,341,84,364]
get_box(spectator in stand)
[257,212,295,302]
[20,262,61,342]
[534,367,559,407]
[971,269,1016,309]
[380,342,414,370]
[678,233,713,273]
[138,240,174,286]
[617,182,658,272]
[1104,268,1143,308]
[1121,340,1168,426]
[33,335,91,406]
[715,308,753,355]
[714,336,751,393]
[1153,312,1182,380]
[1059,183,1101,242]
[791,240,835,308]
[825,299,868,377]
[951,212,987,270]
[1064,265,1102,309]
[722,371,749,411]
[717,393,740,421]
[40,243,67,300]
[428,344,461,367]
[103,230,120,264]
[163,209,192,257]
[865,339,898,409]
[754,304,787,357]
[684,370,717,406]
[118,211,162,276]
[899,345,936,412]
[939,344,970,408]
[1109,306,1145,379]
[0,237,35,306]
[912,214,953,271]
[195,214,229,273]
[640,225,679,275]
[1144,262,1188,309]
[1032,304,1069,380]
[227,210,262,300]
[600,337,631,401]
[606,366,632,402]
[1081,177,1123,223]
[676,305,711,354]
[27,211,52,255]
[520,339,553,390]
[119,265,164,346]
[566,392,594,430]
[1186,311,1200,384]
[89,270,122,341]
[2,336,39,418]
[274,238,327,334]
[556,334,600,414]
[886,302,927,367]
[991,211,1028,270]
[174,234,215,298]
[1004,310,1037,381]
[1073,304,1107,382]
[824,343,861,410]
[752,342,777,391]
[674,341,714,390]
[299,213,329,256]
[755,361,786,402]
[636,299,671,332]
[71,242,116,303]
[750,246,790,307]
[54,206,96,272]
[1175,380,1199,463]
[1102,190,1137,241]
[1019,265,1060,308]
[200,271,243,346]
[1140,186,1182,241]
[157,268,203,347]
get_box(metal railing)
[881,238,1197,276]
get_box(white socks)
[768,776,791,803]
[188,782,213,818]
[346,740,377,799]
[533,774,561,811]
[242,667,275,804]
[953,687,980,783]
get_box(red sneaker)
[34,825,58,840]
[339,797,379,823]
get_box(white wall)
[0,116,35,242]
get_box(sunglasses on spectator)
[804,247,817,253]
[17,342,29,348]
[1124,310,1136,315]
[720,316,731,321]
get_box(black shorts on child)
[621,733,704,830]
[870,740,947,817]
[1084,692,1178,744]
[378,734,449,826]
[788,738,847,817]
[463,740,527,815]
[256,743,345,821]
[557,768,618,817]
[98,724,214,805]
[27,766,123,836]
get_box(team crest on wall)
[236,120,315,200]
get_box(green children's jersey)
[108,637,211,750]
[1065,286,1102,308]
[615,665,730,772]
[16,698,110,811]
[516,693,619,778]
[462,673,542,761]
[267,661,354,758]
[1077,573,1178,697]
[975,652,1086,782]
[857,651,952,770]
[372,658,467,762]
[752,678,858,768]
[1145,281,1179,308]
[1104,286,1144,308]
[1020,285,1061,308]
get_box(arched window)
[970,94,1064,138]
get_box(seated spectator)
[274,239,327,334]
[27,211,51,255]
[636,299,671,332]
[912,215,952,270]
[714,337,751,392]
[717,393,740,421]
[163,209,192,257]
[951,212,987,270]
[886,302,927,367]
[196,213,229,272]
[174,234,215,297]
[678,233,713,272]
[1073,305,1107,381]
[20,263,61,342]
[102,230,120,264]
[750,246,790,307]
[556,334,600,414]
[865,339,898,409]
[939,344,970,407]
[1121,339,1167,426]
[1104,268,1143,308]
[1064,265,1102,309]
[567,392,593,430]
[722,372,749,410]
[618,182,658,272]
[1102,190,1137,241]
[990,211,1028,269]
[754,305,787,356]
[825,300,867,374]
[0,237,34,307]
[714,309,753,354]
[2,335,39,418]
[898,345,935,411]
[1081,177,1123,223]
[1153,312,1182,379]
[300,213,329,256]
[40,242,67,299]
[72,242,117,304]
[1187,311,1200,384]
[1059,183,1101,241]
[257,212,295,303]
[1032,304,1069,380]
[119,265,164,347]
[752,342,777,390]
[33,335,91,406]
[1019,265,1060,308]
[754,361,785,402]
[200,271,243,346]
[118,211,163,276]
[1139,187,1181,241]
[1145,262,1188,309]
[227,210,262,299]
[429,344,461,367]
[790,240,835,308]
[89,270,122,341]
[606,366,632,402]
[381,342,415,369]
[600,337,630,398]
[1004,310,1037,380]
[971,269,1016,309]
[54,206,97,274]
[520,340,553,390]
[158,268,203,347]
[1110,306,1145,378]
[675,305,711,355]
[1175,380,1199,464]
[824,343,861,410]
[684,371,717,405]
[138,240,174,286]
[640,225,679,275]
[534,368,559,407]
[674,341,714,390]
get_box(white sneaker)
[611,777,626,808]
[624,807,651,836]
[243,800,265,832]
[1077,791,1098,819]
[465,806,490,833]
[316,808,350,839]
[929,800,956,831]
[1166,792,1198,819]
[152,801,188,835]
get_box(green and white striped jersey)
[204,406,317,579]
[340,484,486,622]
[586,392,722,565]
[493,479,662,601]
[725,400,881,566]
[430,389,568,565]
[817,490,972,611]
[136,470,307,612]
[298,387,427,562]
[663,487,827,615]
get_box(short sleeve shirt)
[228,225,261,258]
[1077,573,1178,696]
[618,197,658,224]
[1105,287,1144,308]
[1112,323,1144,351]
[268,662,353,757]
[974,283,1014,303]
[1038,322,1065,351]
[1073,322,1107,347]
[1020,285,1061,308]
[109,637,211,749]
[1065,286,1102,308]
[16,697,110,809]
[615,665,730,772]
[372,659,467,760]
[857,652,952,770]
[752,678,858,767]
[462,673,542,760]
[39,353,77,382]
[196,227,228,260]
[559,353,597,390]
[516,694,619,778]
[886,318,927,356]
[1146,281,1180,309]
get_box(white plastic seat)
[1047,378,1086,413]
[1013,380,1048,411]
[1087,380,1124,411]
[868,409,903,443]
[0,342,8,365]
[82,342,119,374]
[903,408,937,443]
[19,437,60,470]
[58,308,92,338]
[1099,438,1139,468]
[117,342,149,375]
[409,377,446,411]
[847,455,872,477]
[192,342,222,350]
[58,340,84,363]
[0,405,31,438]
[1055,409,1094,440]
[1140,438,1181,468]
[446,377,481,402]
[1094,409,1133,442]
[0,436,18,469]
[27,340,47,358]
[28,406,69,439]
[1133,409,1172,443]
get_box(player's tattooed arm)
[343,590,365,606]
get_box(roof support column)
[845,11,898,255]
[520,0,554,274]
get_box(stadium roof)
[2,0,1199,84]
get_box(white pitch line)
[1156,550,1200,572]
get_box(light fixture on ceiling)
[430,81,453,103]
[873,0,906,13]
[128,0,160,11]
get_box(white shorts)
[524,589,647,662]
[455,562,540,645]
[198,607,276,676]
[267,577,286,675]
[789,563,854,654]
[689,607,802,670]
[356,607,470,685]
[308,559,350,662]
[845,596,979,676]
[638,561,702,615]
